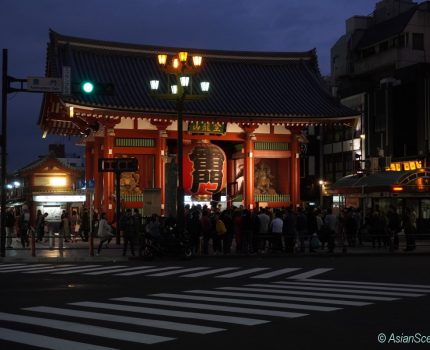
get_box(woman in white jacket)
[97,212,113,255]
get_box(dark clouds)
[1,0,377,171]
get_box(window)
[379,41,389,52]
[412,33,424,50]
[362,46,376,58]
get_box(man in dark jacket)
[120,209,137,256]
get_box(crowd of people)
[175,203,419,255]
[3,202,420,256]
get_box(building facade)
[39,31,357,221]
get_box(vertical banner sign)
[183,140,227,196]
[62,66,71,96]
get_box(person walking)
[97,212,113,255]
[70,210,80,242]
[120,208,137,256]
[80,207,90,241]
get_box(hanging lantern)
[183,140,227,198]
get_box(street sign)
[62,66,71,95]
[98,158,138,173]
[27,76,63,92]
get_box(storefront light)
[49,177,67,186]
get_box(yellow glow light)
[158,54,167,66]
[49,177,67,187]
[178,51,188,62]
[392,186,404,192]
[193,55,203,66]
[172,58,180,69]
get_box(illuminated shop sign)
[386,161,423,172]
[33,195,86,202]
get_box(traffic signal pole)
[1,49,8,257]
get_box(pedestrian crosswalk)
[0,277,429,349]
[0,263,333,280]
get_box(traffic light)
[72,81,114,95]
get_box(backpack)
[216,219,227,235]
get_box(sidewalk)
[1,236,430,262]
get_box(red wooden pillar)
[290,130,301,207]
[227,159,235,208]
[85,141,94,208]
[93,137,103,213]
[102,126,115,222]
[241,124,257,210]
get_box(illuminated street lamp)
[149,51,210,234]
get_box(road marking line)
[84,266,156,275]
[52,265,128,275]
[251,267,302,279]
[0,264,52,273]
[23,265,76,273]
[113,297,308,318]
[0,263,27,270]
[275,281,430,293]
[287,268,333,280]
[0,312,174,344]
[305,278,430,289]
[0,327,117,350]
[216,267,269,278]
[25,306,224,334]
[115,266,183,276]
[151,293,339,312]
[33,265,101,274]
[243,285,399,301]
[185,289,371,306]
[271,283,424,297]
[181,267,240,278]
[70,301,268,326]
[147,267,210,277]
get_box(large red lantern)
[183,140,227,198]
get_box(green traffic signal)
[81,81,95,94]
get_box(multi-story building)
[328,0,430,180]
[326,0,430,227]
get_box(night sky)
[0,0,377,172]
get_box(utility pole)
[1,49,8,257]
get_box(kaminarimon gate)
[39,31,358,221]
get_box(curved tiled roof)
[44,30,358,123]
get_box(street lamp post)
[149,51,210,234]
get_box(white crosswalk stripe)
[271,282,425,297]
[184,289,372,306]
[24,306,224,334]
[83,265,156,275]
[304,278,430,289]
[0,264,334,280]
[31,264,102,274]
[0,264,53,273]
[0,312,175,344]
[215,267,269,278]
[113,297,308,318]
[0,276,429,349]
[0,327,117,350]
[244,284,400,301]
[70,301,268,325]
[286,268,334,280]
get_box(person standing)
[60,211,71,242]
[70,210,80,242]
[80,207,90,241]
[324,208,338,253]
[20,208,31,248]
[5,208,16,249]
[257,208,270,253]
[97,212,113,255]
[270,211,284,251]
[120,208,137,256]
[403,207,417,251]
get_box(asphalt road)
[0,256,429,350]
